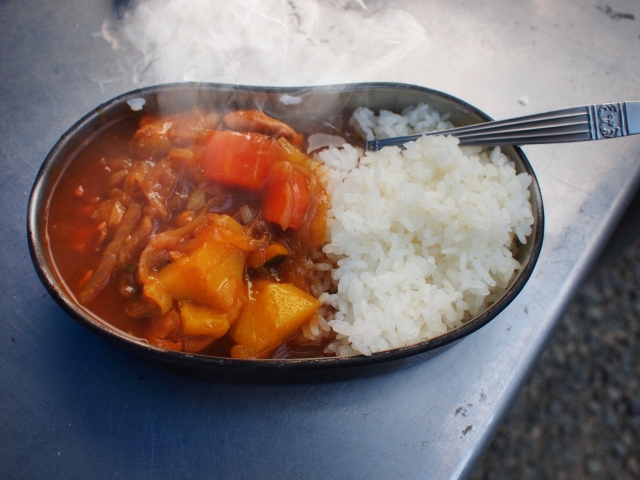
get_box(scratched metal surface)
[2,1,640,479]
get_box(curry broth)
[47,111,336,358]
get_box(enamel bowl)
[28,82,544,382]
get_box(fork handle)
[364,101,640,150]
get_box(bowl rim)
[27,81,544,374]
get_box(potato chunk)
[179,300,231,338]
[147,239,247,319]
[229,280,321,358]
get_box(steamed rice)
[315,104,534,357]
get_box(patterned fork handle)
[364,101,640,151]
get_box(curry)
[47,108,336,359]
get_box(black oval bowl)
[28,82,544,383]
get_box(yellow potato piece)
[230,280,321,358]
[152,239,246,318]
[143,279,173,315]
[179,300,231,338]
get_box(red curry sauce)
[47,108,336,359]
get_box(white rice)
[348,103,453,141]
[315,104,535,357]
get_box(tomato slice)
[203,131,277,191]
[263,162,310,230]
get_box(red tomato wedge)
[203,131,277,191]
[263,161,310,230]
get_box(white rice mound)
[349,102,454,141]
[315,104,535,357]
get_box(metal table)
[2,1,640,478]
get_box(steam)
[95,0,429,89]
